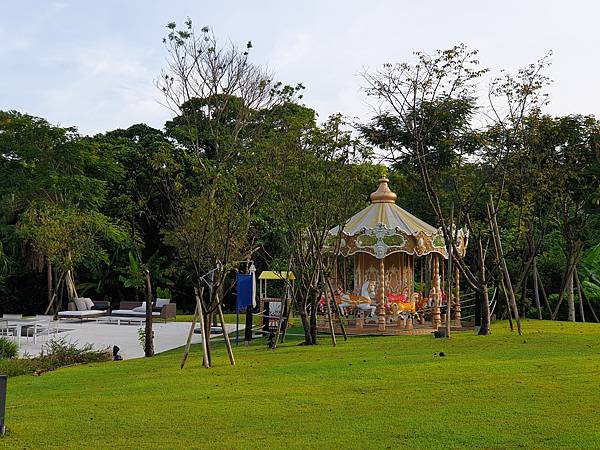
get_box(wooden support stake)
[321,270,337,347]
[575,268,598,323]
[195,287,211,368]
[325,275,347,341]
[181,289,201,369]
[217,300,235,365]
[535,265,552,316]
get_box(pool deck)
[15,321,243,360]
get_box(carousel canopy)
[325,178,468,259]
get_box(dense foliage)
[0,23,598,338]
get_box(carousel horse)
[386,290,416,313]
[334,281,376,317]
[334,292,376,317]
[414,292,427,311]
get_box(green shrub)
[0,337,18,359]
[156,287,172,299]
[0,338,111,377]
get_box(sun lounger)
[58,299,110,321]
[110,300,176,323]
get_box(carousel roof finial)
[370,177,397,204]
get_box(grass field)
[3,320,600,449]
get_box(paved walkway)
[16,321,244,360]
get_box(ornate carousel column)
[432,256,442,330]
[454,267,462,327]
[377,258,386,331]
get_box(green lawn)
[3,320,600,449]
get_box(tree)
[0,111,126,314]
[157,20,301,364]
[362,45,551,335]
[266,111,376,344]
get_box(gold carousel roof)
[332,178,438,237]
[325,178,468,259]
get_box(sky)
[1,0,599,136]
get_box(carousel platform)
[318,319,468,336]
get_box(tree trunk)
[575,272,599,323]
[532,257,542,319]
[299,310,313,345]
[478,282,491,335]
[487,200,521,334]
[310,293,318,344]
[47,261,53,313]
[500,279,514,332]
[204,310,213,366]
[575,268,585,323]
[144,270,154,357]
[567,271,575,322]
[551,244,582,320]
[477,239,491,335]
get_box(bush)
[0,338,111,377]
[0,337,18,359]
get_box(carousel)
[323,177,468,334]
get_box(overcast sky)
[1,0,599,135]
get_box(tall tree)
[0,111,126,313]
[362,45,551,334]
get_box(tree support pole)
[217,300,235,365]
[575,268,597,323]
[144,270,154,358]
[181,289,201,369]
[195,288,211,368]
[325,275,347,341]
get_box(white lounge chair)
[34,315,60,339]
[0,320,18,340]
[58,298,109,321]
[2,314,22,320]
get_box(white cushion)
[73,298,87,311]
[111,310,160,317]
[84,298,94,310]
[132,302,146,312]
[58,310,106,317]
[155,298,170,308]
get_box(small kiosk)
[258,271,295,332]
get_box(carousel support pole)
[420,258,424,297]
[432,256,442,330]
[377,258,386,332]
[399,254,404,293]
[441,256,445,300]
[410,255,414,297]
[454,267,462,328]
[441,256,446,324]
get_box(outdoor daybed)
[58,298,110,320]
[110,299,176,322]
